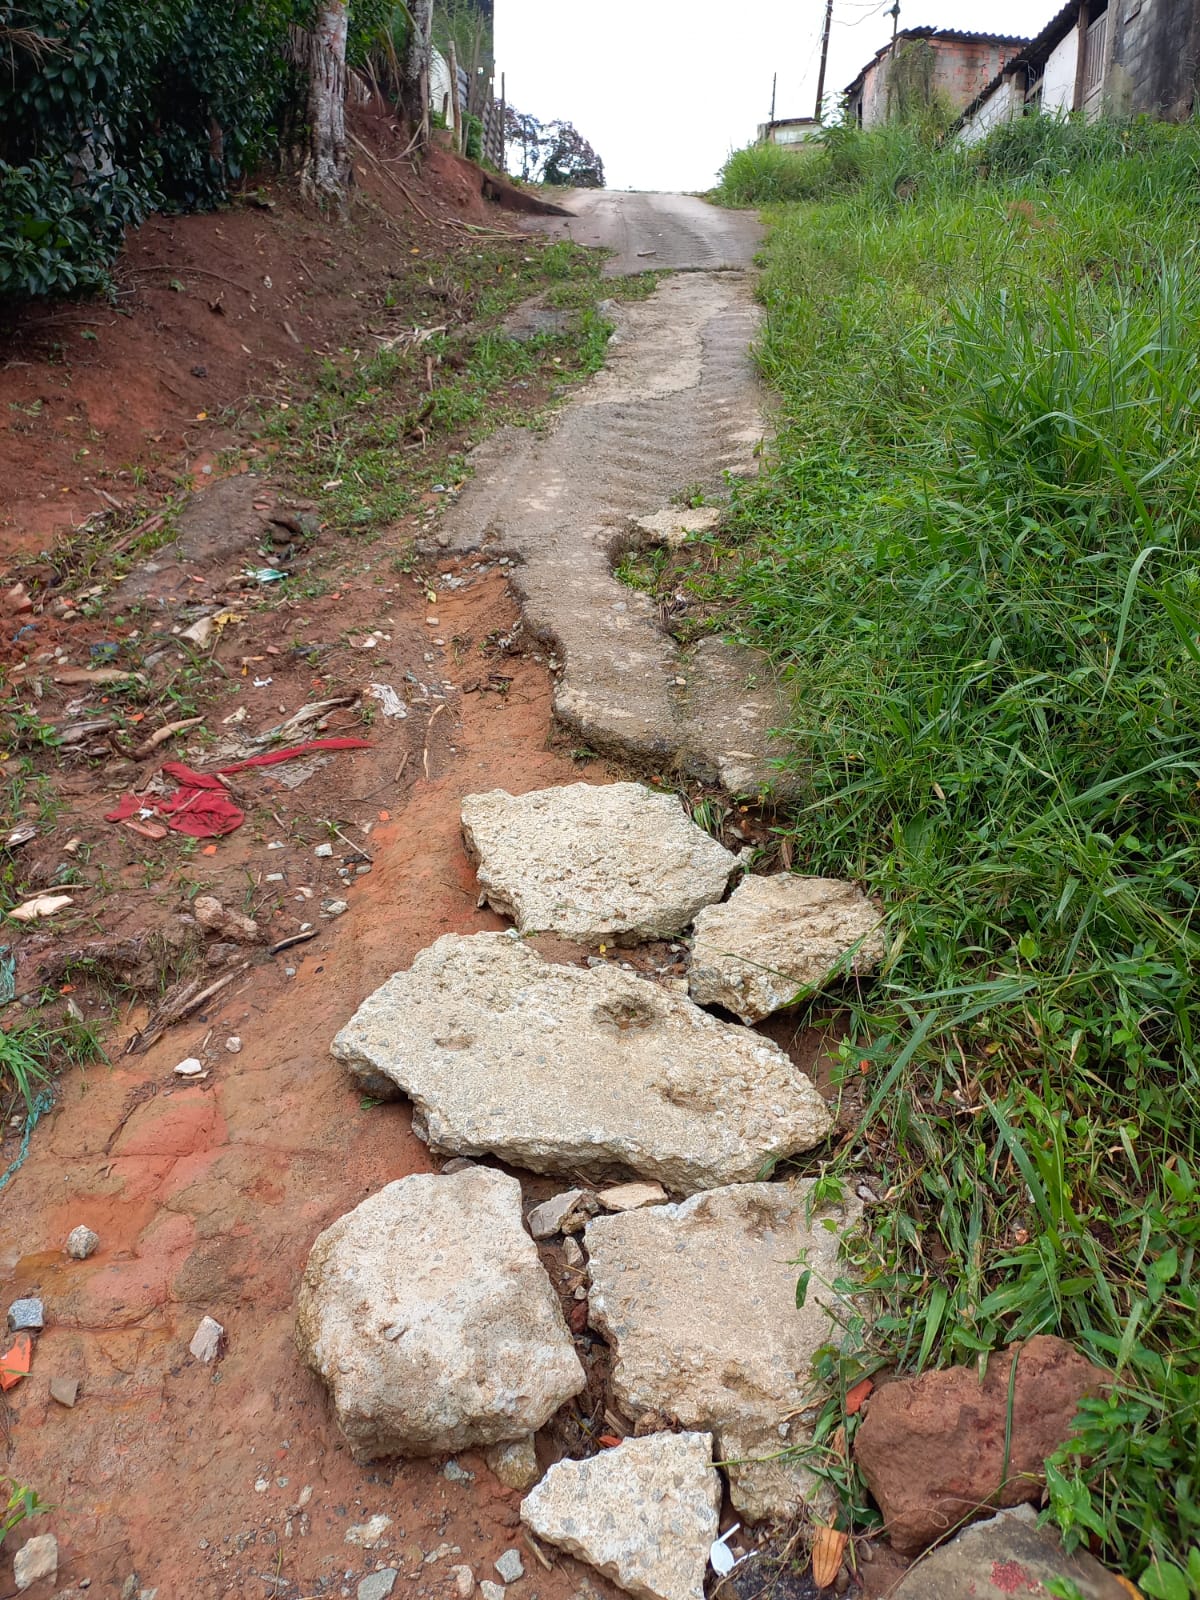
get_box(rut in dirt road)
[432,191,792,795]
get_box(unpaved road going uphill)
[0,193,825,1600]
[437,191,793,795]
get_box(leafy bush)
[0,0,301,301]
[697,118,1200,1581]
[713,139,828,205]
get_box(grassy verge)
[703,117,1200,1589]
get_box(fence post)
[448,40,463,152]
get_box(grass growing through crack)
[258,237,614,533]
[703,117,1200,1589]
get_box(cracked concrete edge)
[417,270,798,800]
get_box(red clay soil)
[0,121,894,1598]
[1,571,635,1600]
[0,106,521,564]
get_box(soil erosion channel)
[1,192,802,1599]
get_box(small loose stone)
[14,1533,58,1592]
[66,1225,99,1260]
[7,1297,43,1332]
[357,1571,398,1600]
[50,1376,79,1408]
[188,1315,223,1363]
[345,1514,392,1548]
[494,1549,524,1584]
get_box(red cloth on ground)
[104,738,372,838]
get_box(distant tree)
[503,107,604,188]
[399,0,434,141]
[504,105,545,181]
[539,120,604,187]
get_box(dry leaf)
[9,894,74,922]
[54,666,146,686]
[811,1526,848,1590]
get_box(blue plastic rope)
[0,1089,54,1193]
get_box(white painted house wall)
[959,75,1022,142]
[430,46,460,134]
[1040,28,1079,111]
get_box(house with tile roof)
[843,29,1030,127]
[956,0,1200,142]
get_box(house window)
[1083,9,1108,97]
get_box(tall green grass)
[710,117,1200,1588]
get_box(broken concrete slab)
[461,782,738,943]
[630,505,722,550]
[521,1431,720,1600]
[891,1506,1131,1599]
[332,933,834,1193]
[689,873,885,1024]
[295,1166,585,1460]
[585,1181,861,1522]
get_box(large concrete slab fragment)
[585,1181,861,1521]
[295,1167,585,1460]
[332,934,834,1193]
[689,874,886,1023]
[461,782,738,943]
[520,1431,720,1600]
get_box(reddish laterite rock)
[854,1335,1108,1555]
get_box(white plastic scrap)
[366,682,407,719]
[710,1524,744,1577]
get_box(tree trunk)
[300,1,351,214]
[399,0,434,146]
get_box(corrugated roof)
[843,26,1031,96]
[952,0,1080,126]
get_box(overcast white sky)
[496,0,1061,191]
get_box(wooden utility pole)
[770,71,777,123]
[814,0,834,121]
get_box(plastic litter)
[709,1525,743,1578]
[367,682,407,718]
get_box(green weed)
[708,117,1200,1580]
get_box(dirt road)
[0,193,827,1600]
